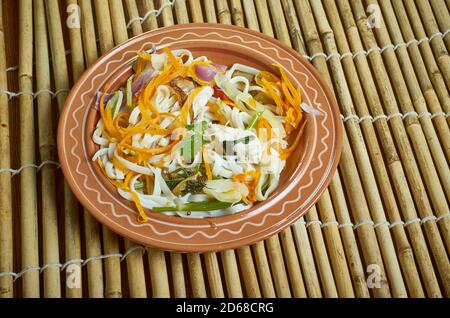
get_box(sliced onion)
[132,64,155,96]
[94,91,112,110]
[195,64,217,82]
[212,63,228,72]
[301,102,321,116]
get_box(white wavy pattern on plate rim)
[67,29,334,240]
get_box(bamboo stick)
[388,1,450,156]
[124,0,143,36]
[19,0,40,298]
[255,0,274,37]
[0,0,13,299]
[204,0,217,23]
[203,253,225,298]
[281,0,305,52]
[79,0,98,66]
[319,0,425,297]
[348,0,450,296]
[251,242,276,297]
[304,207,339,297]
[84,214,104,297]
[411,0,450,88]
[124,242,147,298]
[36,0,61,298]
[187,253,207,297]
[77,0,105,298]
[236,247,261,297]
[95,0,115,54]
[315,193,356,298]
[241,0,260,31]
[174,0,189,24]
[161,0,175,26]
[216,0,232,24]
[148,249,171,297]
[334,0,445,297]
[109,0,129,44]
[279,229,307,297]
[188,0,204,22]
[397,0,450,125]
[265,236,292,297]
[170,253,187,298]
[221,250,243,297]
[292,219,323,297]
[141,0,158,31]
[267,0,291,45]
[429,0,450,49]
[94,0,123,298]
[48,0,83,299]
[371,0,450,245]
[230,0,245,27]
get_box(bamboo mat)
[0,0,449,298]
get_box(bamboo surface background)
[0,0,449,298]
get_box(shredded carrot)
[203,146,213,181]
[163,47,182,69]
[124,171,135,189]
[113,112,130,134]
[285,108,297,134]
[180,87,203,125]
[275,64,301,106]
[261,78,285,115]
[131,191,148,223]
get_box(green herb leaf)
[151,201,233,212]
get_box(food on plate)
[92,48,313,221]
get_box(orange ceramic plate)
[58,23,342,252]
